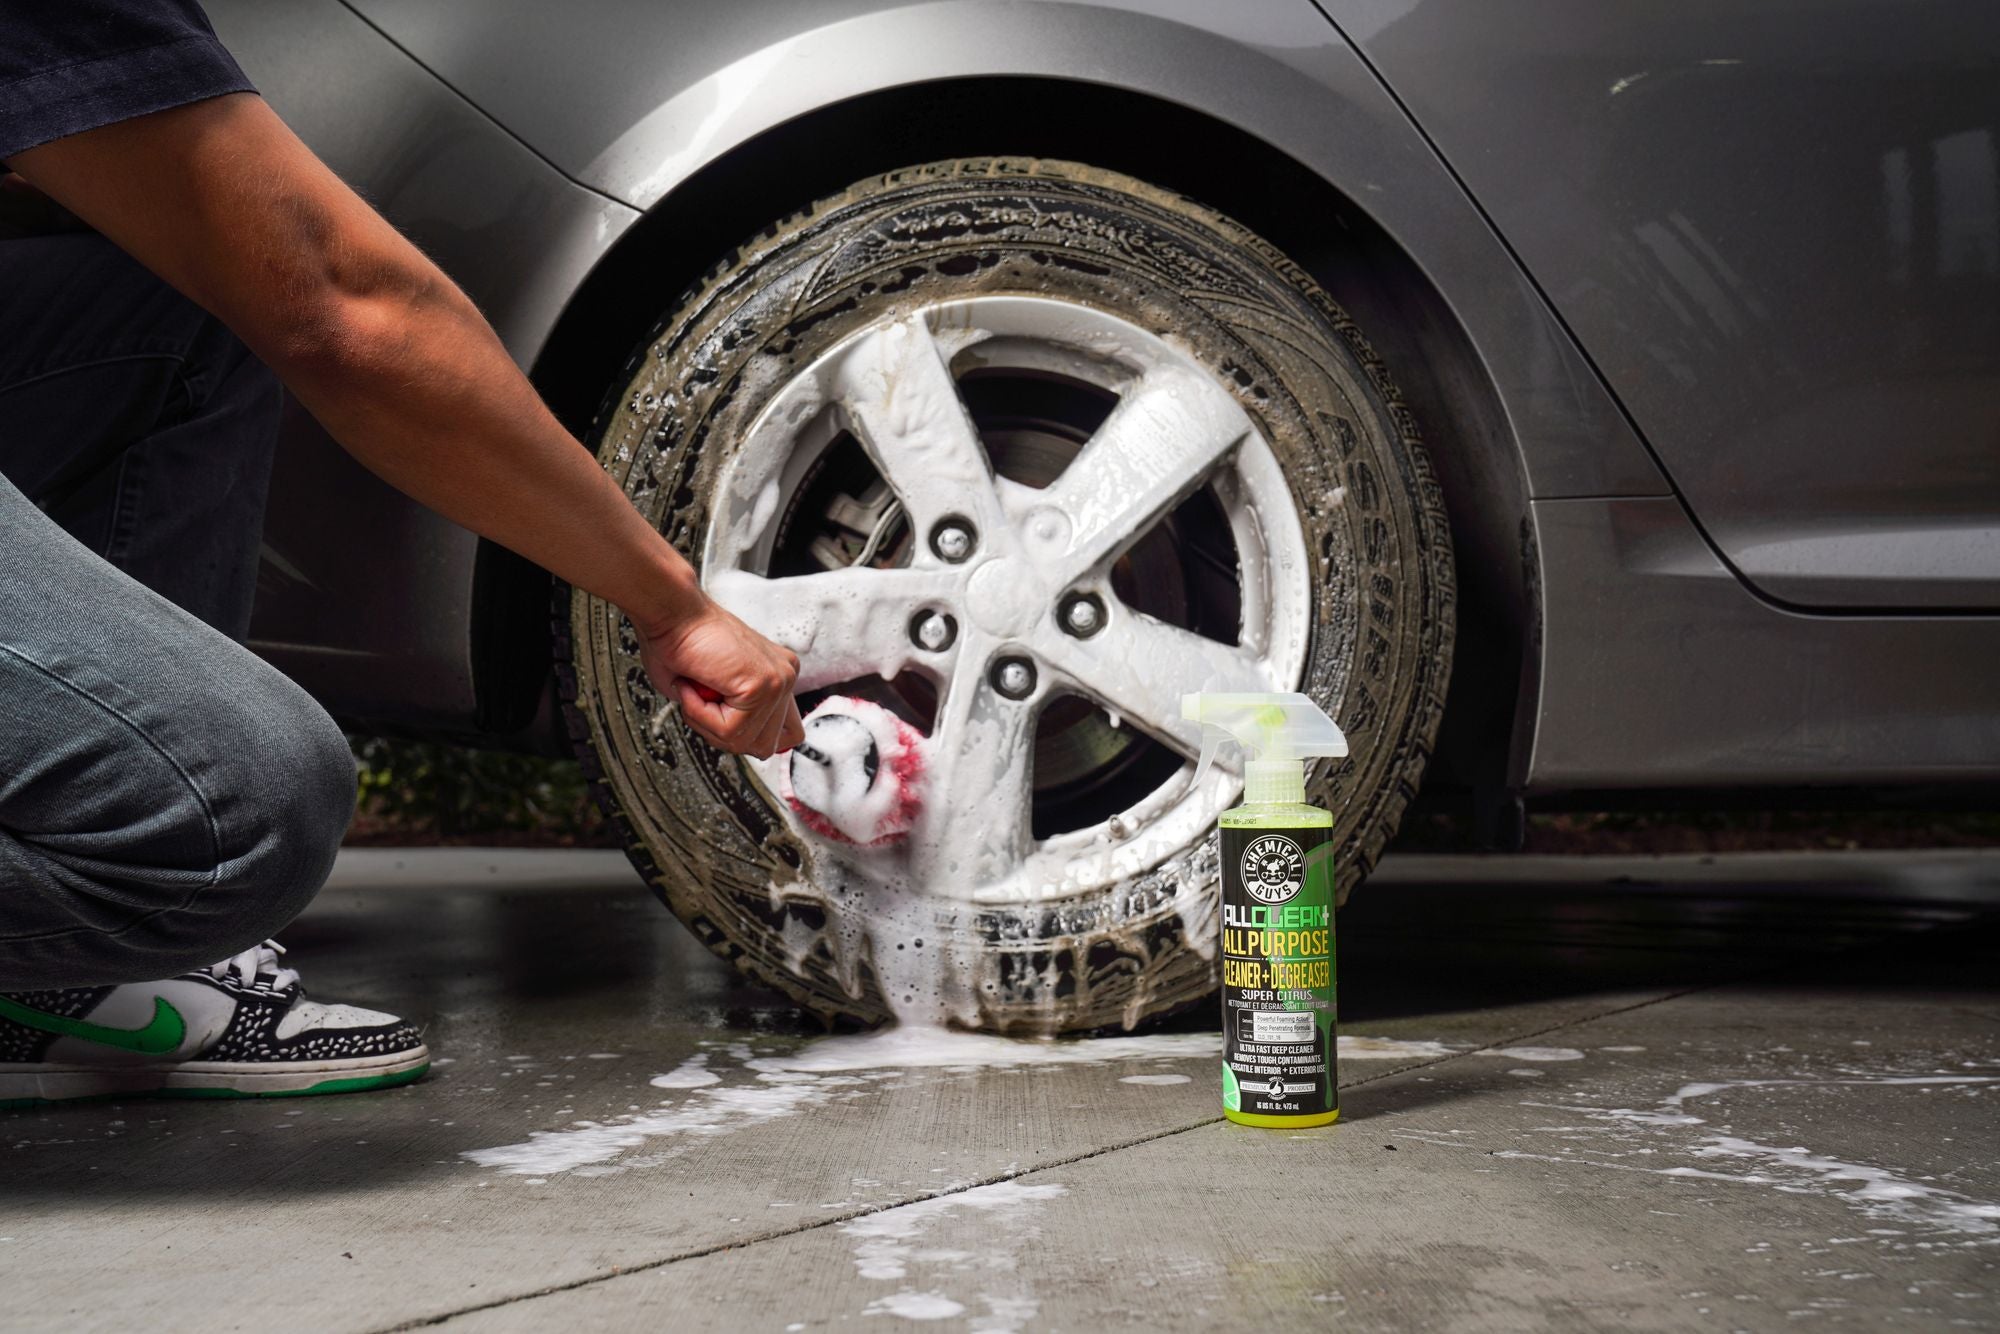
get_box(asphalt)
[3,848,1997,1333]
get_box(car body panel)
[1330,0,2000,610]
[214,0,2000,792]
[209,0,638,728]
[342,0,1669,502]
[1530,498,2000,789]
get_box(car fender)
[348,0,1668,502]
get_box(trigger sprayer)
[1183,692,1348,806]
[1183,691,1347,1130]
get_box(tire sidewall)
[566,160,1452,1032]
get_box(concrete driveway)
[3,848,1996,1332]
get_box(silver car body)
[210,0,2000,798]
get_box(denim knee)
[214,696,356,943]
[158,680,356,967]
[0,659,357,987]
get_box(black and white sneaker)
[0,941,429,1107]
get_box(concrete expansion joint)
[376,979,1755,1334]
[371,1114,1231,1333]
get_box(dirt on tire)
[557,159,1454,1034]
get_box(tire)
[558,159,1453,1033]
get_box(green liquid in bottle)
[1219,800,1337,1129]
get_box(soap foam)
[1412,1073,2000,1240]
[779,698,924,847]
[842,1182,1068,1332]
[464,1029,1218,1179]
[1480,1046,1585,1062]
[649,1055,720,1090]
[1337,1036,1462,1060]
[697,301,1322,1038]
[862,1291,965,1320]
[748,1027,1220,1076]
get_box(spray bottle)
[1184,692,1347,1128]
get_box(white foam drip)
[863,1291,965,1320]
[842,1182,1067,1332]
[649,1055,720,1090]
[460,1080,839,1177]
[1668,1135,2000,1233]
[462,1029,1217,1179]
[1436,1073,2000,1239]
[1480,1046,1586,1062]
[748,1027,1220,1076]
[1337,1036,1462,1060]
[760,830,1229,1034]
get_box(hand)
[640,597,804,757]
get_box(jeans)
[0,233,355,989]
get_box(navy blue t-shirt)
[0,0,253,164]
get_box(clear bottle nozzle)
[1182,691,1347,803]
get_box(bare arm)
[10,93,802,756]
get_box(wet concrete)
[2,849,1996,1332]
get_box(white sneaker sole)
[0,1046,431,1105]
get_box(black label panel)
[1220,824,1336,1119]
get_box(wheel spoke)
[1040,364,1252,582]
[706,565,957,692]
[834,315,1009,546]
[906,647,1035,891]
[1041,607,1274,764]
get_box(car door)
[1329,0,2000,609]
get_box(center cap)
[964,556,1044,638]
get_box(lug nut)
[931,519,976,564]
[1058,592,1106,639]
[992,657,1037,700]
[909,610,957,652]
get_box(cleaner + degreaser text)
[1184,692,1347,1129]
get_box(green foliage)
[348,735,611,844]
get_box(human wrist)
[621,544,711,643]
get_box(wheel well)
[484,76,1533,809]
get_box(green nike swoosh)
[0,993,188,1057]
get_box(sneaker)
[0,940,429,1107]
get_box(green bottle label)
[1220,825,1336,1119]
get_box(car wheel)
[558,159,1453,1033]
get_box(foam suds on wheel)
[767,870,987,1029]
[765,708,1224,1029]
[777,699,924,847]
[744,662,1229,1034]
[762,839,1224,1034]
